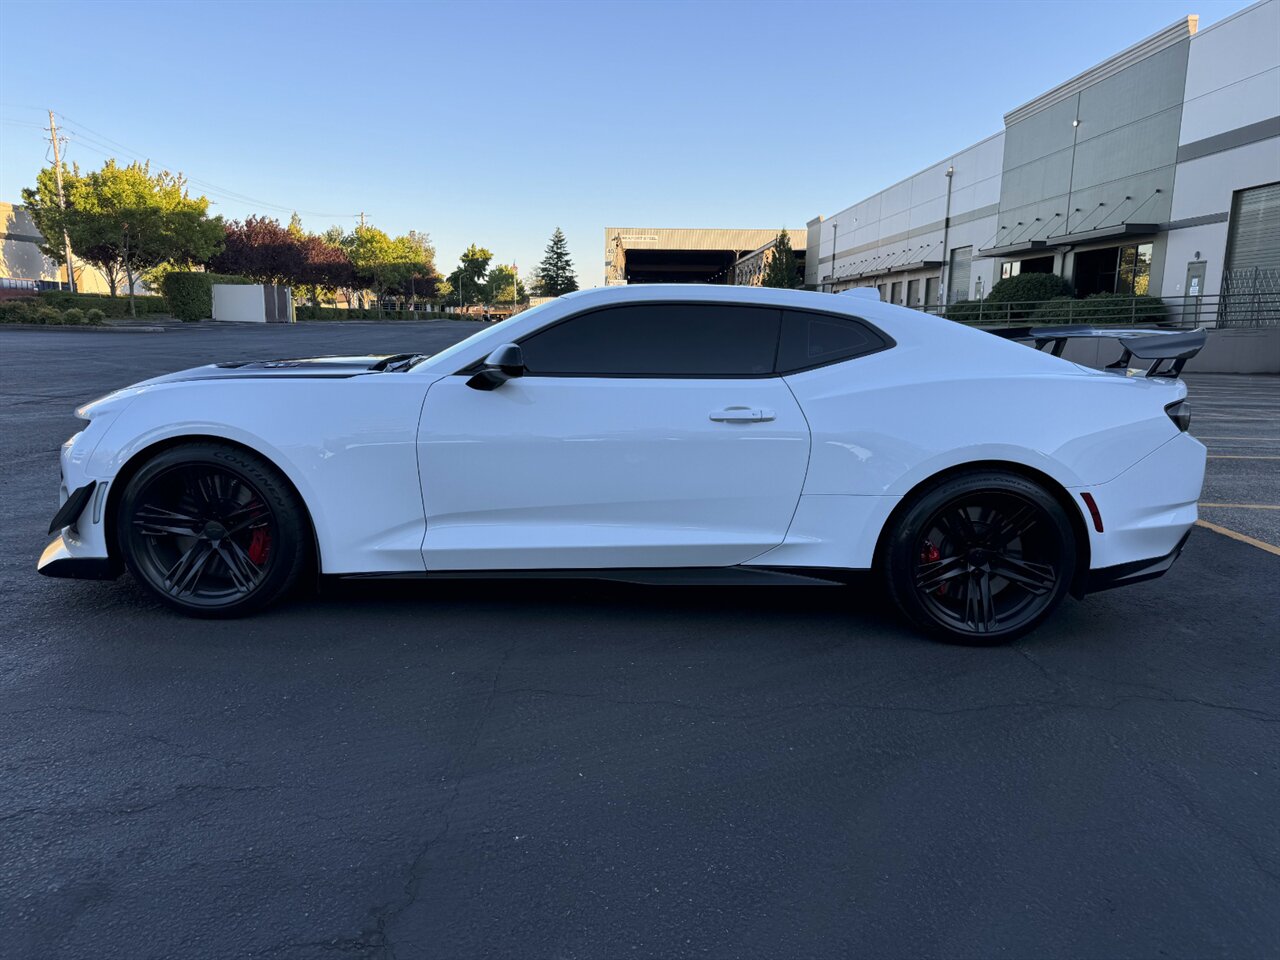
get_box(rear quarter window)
[776,310,890,373]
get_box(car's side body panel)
[418,373,810,569]
[40,285,1207,597]
[79,376,435,574]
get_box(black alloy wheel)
[883,471,1076,644]
[118,443,308,616]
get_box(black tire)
[881,470,1076,645]
[116,442,309,617]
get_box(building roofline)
[1187,0,1272,40]
[814,129,1005,227]
[1003,16,1198,126]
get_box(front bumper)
[38,533,120,580]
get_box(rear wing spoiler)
[991,325,1207,378]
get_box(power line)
[49,110,359,221]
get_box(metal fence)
[916,290,1280,329]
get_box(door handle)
[709,406,775,423]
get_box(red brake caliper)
[247,527,271,565]
[920,541,947,595]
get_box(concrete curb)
[0,323,166,333]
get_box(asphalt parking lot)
[2,321,1277,960]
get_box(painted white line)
[1195,519,1280,557]
[1199,502,1280,510]
[1206,454,1280,460]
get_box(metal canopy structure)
[978,223,1160,259]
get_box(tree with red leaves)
[209,216,307,285]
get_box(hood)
[131,354,426,387]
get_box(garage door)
[1223,182,1280,323]
[947,246,972,304]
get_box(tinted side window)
[777,310,887,373]
[519,304,781,377]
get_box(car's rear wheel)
[881,471,1076,644]
[117,442,308,617]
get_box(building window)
[1076,243,1153,296]
[925,276,940,308]
[907,278,920,307]
[890,280,903,304]
[1117,243,1153,295]
[1000,256,1054,280]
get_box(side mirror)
[466,343,525,391]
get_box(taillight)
[1165,400,1191,432]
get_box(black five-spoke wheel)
[118,443,308,616]
[883,471,1076,644]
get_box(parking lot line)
[1199,502,1280,510]
[1195,519,1280,556]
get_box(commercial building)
[0,201,120,295]
[807,0,1279,313]
[605,227,797,285]
[730,231,807,287]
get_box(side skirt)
[337,566,859,587]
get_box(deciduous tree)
[26,160,223,315]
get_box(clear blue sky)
[0,0,1254,287]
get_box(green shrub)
[0,299,34,323]
[34,305,66,324]
[61,307,86,325]
[295,304,455,322]
[985,272,1073,308]
[943,300,986,322]
[1031,292,1167,325]
[160,271,251,321]
[84,308,106,324]
[983,272,1075,321]
[38,290,168,317]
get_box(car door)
[417,301,810,570]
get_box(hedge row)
[159,272,253,321]
[1,299,106,325]
[1030,292,1167,324]
[295,304,454,321]
[38,290,169,317]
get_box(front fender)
[83,378,430,574]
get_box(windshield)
[419,299,562,372]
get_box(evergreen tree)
[535,227,578,296]
[760,229,801,289]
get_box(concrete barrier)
[1057,325,1280,374]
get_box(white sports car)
[38,285,1207,643]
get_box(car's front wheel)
[117,442,309,617]
[881,470,1076,644]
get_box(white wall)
[212,284,266,323]
[815,132,1004,303]
[1163,0,1280,297]
[1179,0,1280,144]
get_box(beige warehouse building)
[1,201,120,295]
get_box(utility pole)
[358,211,367,229]
[46,110,76,293]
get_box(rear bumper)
[1078,432,1206,572]
[1084,528,1190,594]
[38,534,120,580]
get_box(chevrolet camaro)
[38,285,1207,643]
